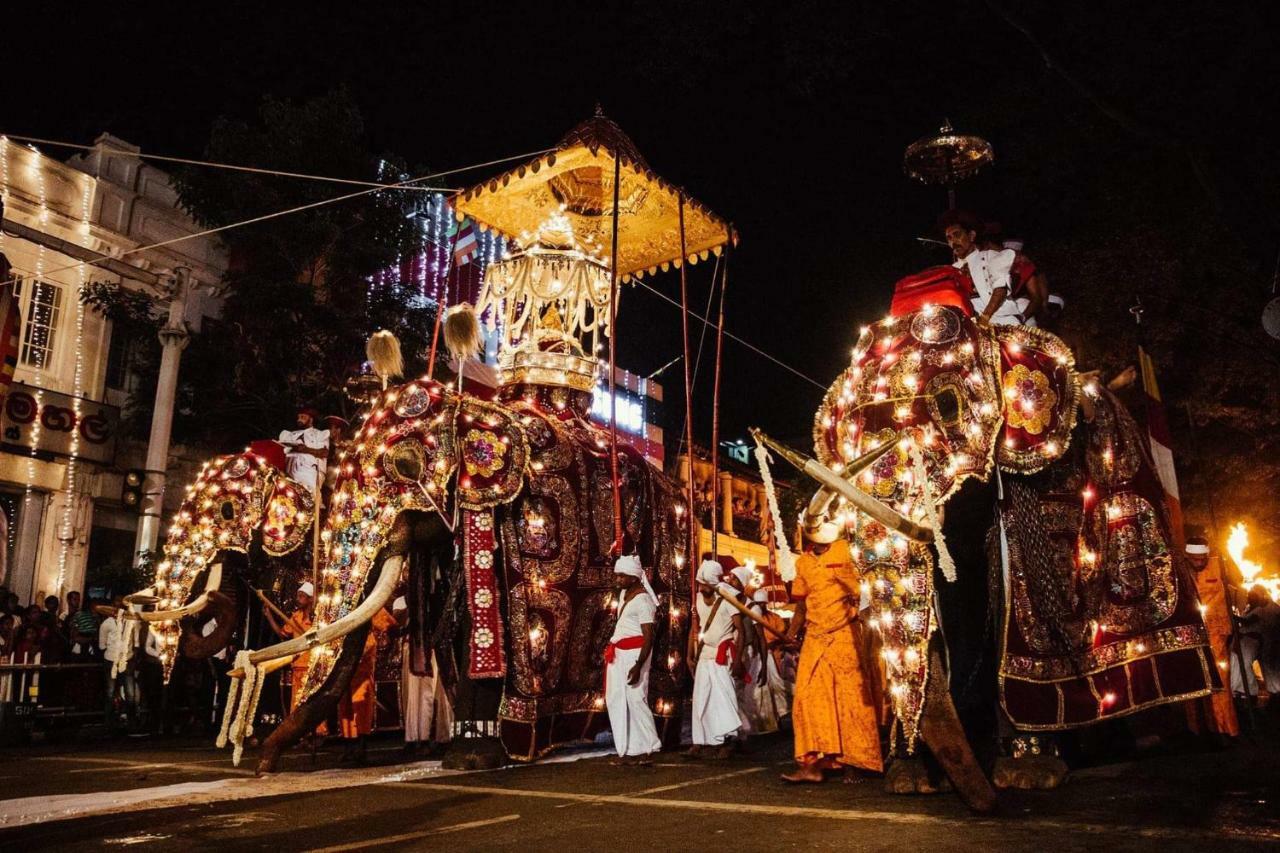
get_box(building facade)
[0,134,225,604]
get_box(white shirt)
[202,618,228,661]
[99,616,120,663]
[278,426,330,491]
[956,248,1026,324]
[610,593,656,643]
[695,595,737,660]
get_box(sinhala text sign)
[1,383,119,465]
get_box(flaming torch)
[1226,522,1279,603]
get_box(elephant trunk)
[180,590,238,659]
[919,637,999,814]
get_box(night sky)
[9,2,1280,464]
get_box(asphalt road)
[1,730,1277,852]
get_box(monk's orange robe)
[338,608,396,738]
[790,540,883,772]
[1187,560,1239,737]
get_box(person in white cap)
[262,581,328,738]
[782,524,882,783]
[392,595,453,757]
[605,555,662,765]
[1182,535,1240,740]
[740,586,786,736]
[684,558,743,759]
[725,563,771,742]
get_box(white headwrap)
[1185,543,1209,555]
[392,595,408,611]
[730,566,754,590]
[751,587,770,605]
[615,554,658,605]
[298,581,316,598]
[697,559,724,587]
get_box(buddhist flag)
[453,218,478,267]
[1138,345,1183,545]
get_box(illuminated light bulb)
[942,352,955,365]
[1009,342,1022,354]
[1102,692,1117,706]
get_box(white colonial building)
[0,134,225,604]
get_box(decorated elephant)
[758,301,1215,812]
[131,355,689,772]
[124,452,316,673]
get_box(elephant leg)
[918,641,999,813]
[256,621,371,775]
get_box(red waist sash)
[604,635,646,665]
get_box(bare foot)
[781,764,824,784]
[708,744,733,761]
[682,746,704,761]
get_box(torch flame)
[1227,522,1279,603]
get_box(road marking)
[391,781,1280,843]
[628,767,764,796]
[303,814,521,852]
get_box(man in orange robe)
[263,582,327,738]
[782,528,884,782]
[338,606,397,763]
[1184,537,1240,739]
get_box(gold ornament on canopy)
[477,211,612,392]
[454,109,735,281]
[903,121,994,187]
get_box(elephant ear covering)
[149,452,281,680]
[298,378,529,704]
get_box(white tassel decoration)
[754,438,798,582]
[910,444,956,582]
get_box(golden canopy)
[454,110,736,281]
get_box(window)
[14,278,63,370]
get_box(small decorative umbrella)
[903,121,994,208]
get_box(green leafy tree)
[92,90,439,448]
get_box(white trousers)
[605,648,661,756]
[691,656,741,745]
[403,651,453,743]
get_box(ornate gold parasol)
[903,121,994,190]
[454,108,735,281]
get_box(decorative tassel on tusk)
[753,437,798,582]
[217,650,268,766]
[910,444,956,582]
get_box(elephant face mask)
[299,379,530,701]
[151,453,315,677]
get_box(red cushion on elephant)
[890,266,974,317]
[249,439,288,471]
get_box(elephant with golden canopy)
[757,298,1216,812]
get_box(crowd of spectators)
[0,584,165,729]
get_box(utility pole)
[133,267,191,564]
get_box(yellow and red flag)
[1138,345,1183,547]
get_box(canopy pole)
[709,238,729,559]
[607,152,624,555]
[677,195,697,602]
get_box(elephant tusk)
[121,562,224,623]
[802,437,900,536]
[750,428,933,543]
[235,554,403,668]
[228,654,296,680]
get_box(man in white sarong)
[605,555,662,765]
[724,565,772,740]
[392,596,453,756]
[685,559,744,759]
[278,408,330,493]
[743,587,787,733]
